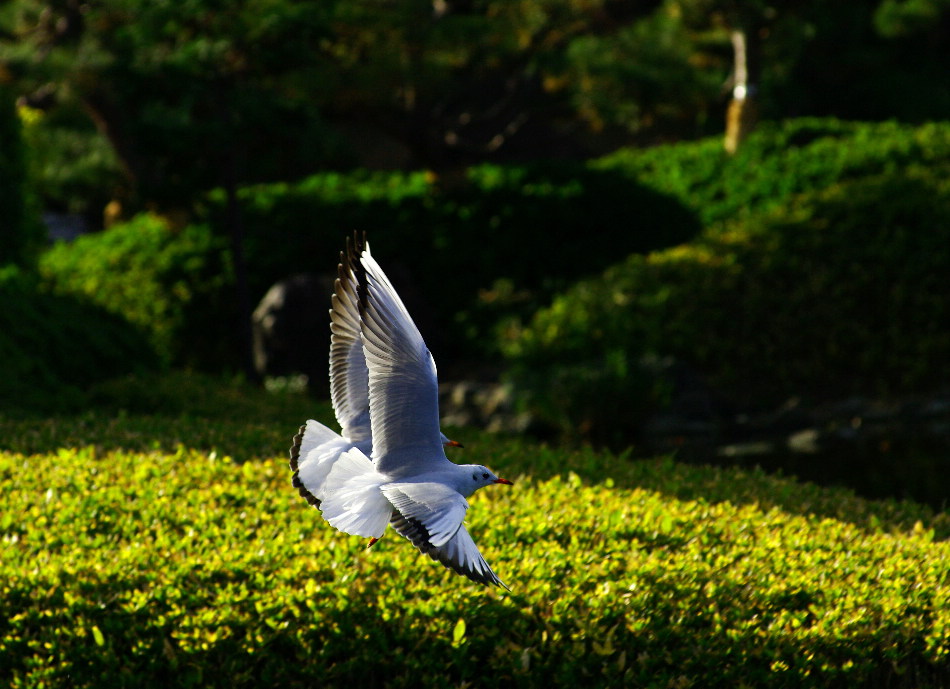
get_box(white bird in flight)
[290,235,512,588]
[289,234,460,508]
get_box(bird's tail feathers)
[320,448,391,538]
[295,419,341,458]
[291,420,351,506]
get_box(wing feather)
[358,245,444,476]
[386,497,507,588]
[329,234,371,443]
[380,482,466,547]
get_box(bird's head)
[463,464,513,496]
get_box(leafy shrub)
[1,407,949,689]
[38,164,696,373]
[17,102,124,218]
[0,88,43,267]
[597,118,950,227]
[39,214,233,367]
[505,166,950,433]
[0,267,158,412]
[203,161,700,361]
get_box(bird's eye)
[472,474,477,481]
[482,472,489,479]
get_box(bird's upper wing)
[329,235,371,444]
[358,244,445,476]
[383,482,506,588]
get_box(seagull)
[290,235,512,588]
[289,234,460,512]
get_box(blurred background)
[1,0,949,504]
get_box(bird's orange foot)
[367,537,380,548]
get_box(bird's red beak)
[444,439,464,449]
[494,478,513,485]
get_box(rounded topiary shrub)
[504,167,950,438]
[596,118,950,227]
[204,162,700,364]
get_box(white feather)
[319,449,391,538]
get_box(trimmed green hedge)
[39,214,233,367]
[0,401,948,688]
[0,267,159,412]
[505,122,950,438]
[38,164,697,371]
[204,162,699,359]
[596,118,950,227]
[36,119,950,381]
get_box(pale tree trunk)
[724,28,759,154]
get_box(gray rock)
[252,273,334,393]
[439,381,535,434]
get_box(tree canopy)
[1,0,948,215]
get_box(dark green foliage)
[0,87,42,267]
[0,0,345,212]
[38,163,696,373]
[790,1,950,122]
[18,102,124,217]
[0,267,158,412]
[204,162,699,362]
[506,166,950,425]
[505,120,950,439]
[38,214,233,367]
[597,118,950,226]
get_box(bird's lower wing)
[383,482,507,588]
[423,521,508,589]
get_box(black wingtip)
[339,231,365,280]
[349,231,369,314]
[289,423,305,472]
[289,423,321,509]
[390,511,507,588]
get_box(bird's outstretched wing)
[416,520,508,589]
[329,233,371,444]
[381,482,466,547]
[384,482,507,588]
[358,244,445,476]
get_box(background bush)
[33,119,950,392]
[0,267,158,412]
[203,162,700,364]
[597,118,950,227]
[39,214,233,367]
[36,163,701,372]
[505,123,950,438]
[43,119,950,378]
[0,87,43,268]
